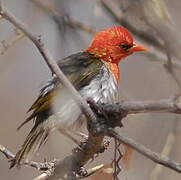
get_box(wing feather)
[18,52,103,130]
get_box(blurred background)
[0,0,181,179]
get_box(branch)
[1,95,181,178]
[0,1,96,124]
[0,144,55,171]
[86,100,181,174]
[100,97,181,115]
[31,0,97,34]
[150,131,176,180]
[106,129,181,173]
[144,49,181,71]
[100,0,181,71]
[0,138,106,180]
[0,29,24,55]
[1,1,181,179]
[0,1,103,179]
[33,0,181,72]
[100,0,163,51]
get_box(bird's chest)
[79,66,119,104]
[52,66,119,127]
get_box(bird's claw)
[99,139,110,153]
[77,166,88,177]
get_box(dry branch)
[31,0,97,34]
[0,144,55,171]
[33,0,181,71]
[106,129,181,173]
[1,96,181,178]
[0,1,181,180]
[150,132,176,180]
[100,0,181,70]
[100,97,181,115]
[0,1,104,179]
[0,1,96,124]
[100,0,163,50]
[0,30,24,55]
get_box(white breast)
[80,66,118,104]
[52,66,119,128]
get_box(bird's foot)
[77,166,88,178]
[99,139,110,153]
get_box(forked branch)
[0,1,181,180]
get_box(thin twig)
[100,0,181,71]
[1,141,105,180]
[0,31,24,55]
[33,0,181,72]
[107,129,181,173]
[100,0,163,51]
[0,144,14,159]
[0,144,56,171]
[144,49,181,70]
[150,131,176,180]
[1,1,181,179]
[31,0,97,34]
[150,28,181,178]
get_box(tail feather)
[10,126,50,169]
[16,115,36,131]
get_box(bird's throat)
[106,62,120,81]
[86,48,120,81]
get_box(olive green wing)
[17,52,103,130]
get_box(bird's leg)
[77,166,88,177]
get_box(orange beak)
[130,43,148,53]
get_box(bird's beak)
[130,43,148,53]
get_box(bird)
[10,26,146,168]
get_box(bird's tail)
[10,125,50,168]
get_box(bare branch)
[0,30,24,55]
[1,142,105,179]
[144,50,181,70]
[150,131,176,180]
[0,0,97,125]
[100,0,181,71]
[106,129,181,173]
[1,1,181,179]
[0,144,56,171]
[0,144,14,159]
[1,141,106,180]
[101,97,181,115]
[31,0,97,34]
[2,93,181,178]
[0,2,103,179]
[33,0,181,72]
[100,0,163,51]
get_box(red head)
[86,26,147,64]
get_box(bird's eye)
[120,44,132,51]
